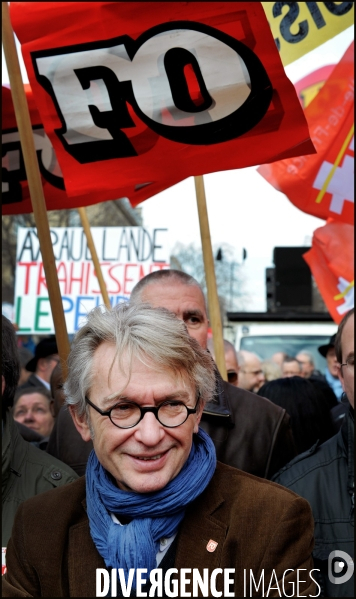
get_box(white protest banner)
[15,227,169,334]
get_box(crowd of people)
[2,269,354,597]
[209,329,348,457]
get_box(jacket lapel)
[175,484,227,593]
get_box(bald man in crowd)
[130,270,296,479]
[236,350,266,392]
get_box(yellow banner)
[262,2,354,66]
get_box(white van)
[234,321,337,373]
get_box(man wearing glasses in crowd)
[235,350,266,391]
[3,303,316,597]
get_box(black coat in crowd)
[273,406,354,597]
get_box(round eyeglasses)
[340,357,354,374]
[85,396,199,429]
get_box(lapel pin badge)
[206,539,218,553]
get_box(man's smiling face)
[72,342,202,493]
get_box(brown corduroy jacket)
[3,462,317,597]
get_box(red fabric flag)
[9,2,314,207]
[293,65,335,109]
[303,221,354,324]
[258,42,354,225]
[3,84,66,215]
[2,85,180,215]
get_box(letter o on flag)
[131,21,273,145]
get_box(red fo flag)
[9,2,314,207]
[258,42,354,225]
[2,85,180,215]
[3,84,66,215]
[303,221,354,324]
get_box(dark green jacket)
[2,413,78,547]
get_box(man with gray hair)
[296,351,317,379]
[282,356,303,378]
[4,303,316,597]
[131,270,295,479]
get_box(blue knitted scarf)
[86,428,216,581]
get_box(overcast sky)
[2,24,354,311]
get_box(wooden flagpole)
[2,2,70,379]
[194,175,227,381]
[77,207,111,309]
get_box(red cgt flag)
[303,221,354,324]
[9,2,314,207]
[258,42,354,225]
[2,84,181,215]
